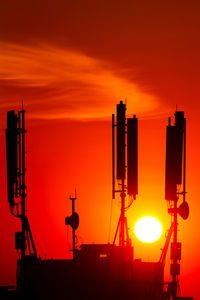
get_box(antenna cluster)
[112,100,138,199]
[6,110,23,209]
[112,100,138,249]
[165,110,189,299]
[5,109,37,259]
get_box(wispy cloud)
[0,42,158,120]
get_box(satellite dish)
[178,201,189,220]
[65,212,79,230]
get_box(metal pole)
[172,198,178,300]
[72,198,76,260]
[183,118,186,202]
[18,112,21,198]
[112,114,115,199]
[120,179,125,248]
[21,110,26,260]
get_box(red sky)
[0,1,200,298]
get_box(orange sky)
[0,1,200,298]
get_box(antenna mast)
[65,190,79,261]
[5,108,37,260]
[112,101,138,252]
[165,110,188,299]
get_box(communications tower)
[112,101,138,251]
[5,109,37,288]
[165,111,189,300]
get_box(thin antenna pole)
[120,179,125,248]
[70,191,77,261]
[72,198,75,260]
[21,109,26,260]
[112,114,115,199]
[183,118,186,202]
[18,112,21,199]
[172,196,178,299]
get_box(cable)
[108,196,114,243]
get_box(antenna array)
[112,101,138,249]
[5,109,37,260]
[165,110,188,299]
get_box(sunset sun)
[134,216,162,243]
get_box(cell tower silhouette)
[112,100,138,250]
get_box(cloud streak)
[0,42,158,120]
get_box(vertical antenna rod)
[65,191,79,261]
[71,192,76,260]
[21,109,26,260]
[112,114,115,199]
[183,118,186,202]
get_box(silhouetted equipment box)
[117,101,126,180]
[77,243,133,262]
[170,262,180,276]
[133,260,164,300]
[15,232,25,250]
[18,245,165,300]
[170,242,181,260]
[127,116,138,197]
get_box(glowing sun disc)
[134,216,162,243]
